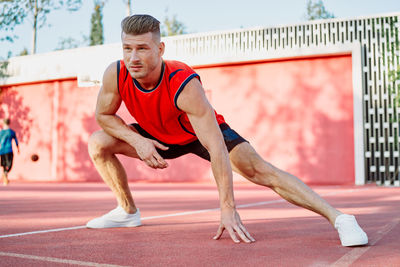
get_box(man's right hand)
[133,138,169,169]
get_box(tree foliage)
[90,0,104,46]
[304,0,335,20]
[55,34,88,50]
[18,48,29,56]
[388,20,400,109]
[123,0,131,16]
[0,50,11,78]
[161,14,186,37]
[0,0,82,53]
[0,59,9,78]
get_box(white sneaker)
[86,206,141,229]
[334,214,368,246]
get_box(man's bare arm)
[95,62,168,168]
[176,78,255,243]
[95,62,137,142]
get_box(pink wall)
[196,55,354,184]
[0,55,354,184]
[1,81,53,180]
[0,79,211,183]
[0,79,100,181]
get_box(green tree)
[304,0,335,20]
[18,48,29,56]
[0,51,11,79]
[0,59,9,79]
[55,34,88,50]
[90,0,104,46]
[0,47,30,79]
[0,0,82,54]
[388,20,400,108]
[161,14,186,37]
[389,61,400,107]
[123,0,132,16]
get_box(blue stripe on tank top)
[168,69,183,81]
[177,114,196,136]
[173,73,200,111]
[116,60,120,93]
[133,62,165,93]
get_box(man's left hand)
[213,207,255,243]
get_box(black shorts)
[131,123,248,161]
[1,152,14,173]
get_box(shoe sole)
[341,236,368,247]
[86,222,142,229]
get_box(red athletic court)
[0,182,399,266]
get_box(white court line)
[0,226,86,239]
[0,251,129,267]
[0,187,371,239]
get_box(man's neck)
[135,60,163,90]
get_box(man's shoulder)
[164,60,192,71]
[0,129,8,137]
[164,60,197,83]
[107,61,119,74]
[102,61,119,90]
[2,129,15,134]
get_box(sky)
[1,0,400,59]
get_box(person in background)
[0,118,19,186]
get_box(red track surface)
[0,182,399,267]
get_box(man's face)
[122,31,164,80]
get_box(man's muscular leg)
[228,142,341,225]
[88,130,140,214]
[229,142,368,246]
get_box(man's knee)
[243,154,280,187]
[88,131,114,159]
[231,143,276,186]
[245,159,279,187]
[259,162,282,186]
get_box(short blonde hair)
[121,14,160,42]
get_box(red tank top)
[117,59,226,145]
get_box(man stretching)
[87,14,368,246]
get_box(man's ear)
[159,42,165,57]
